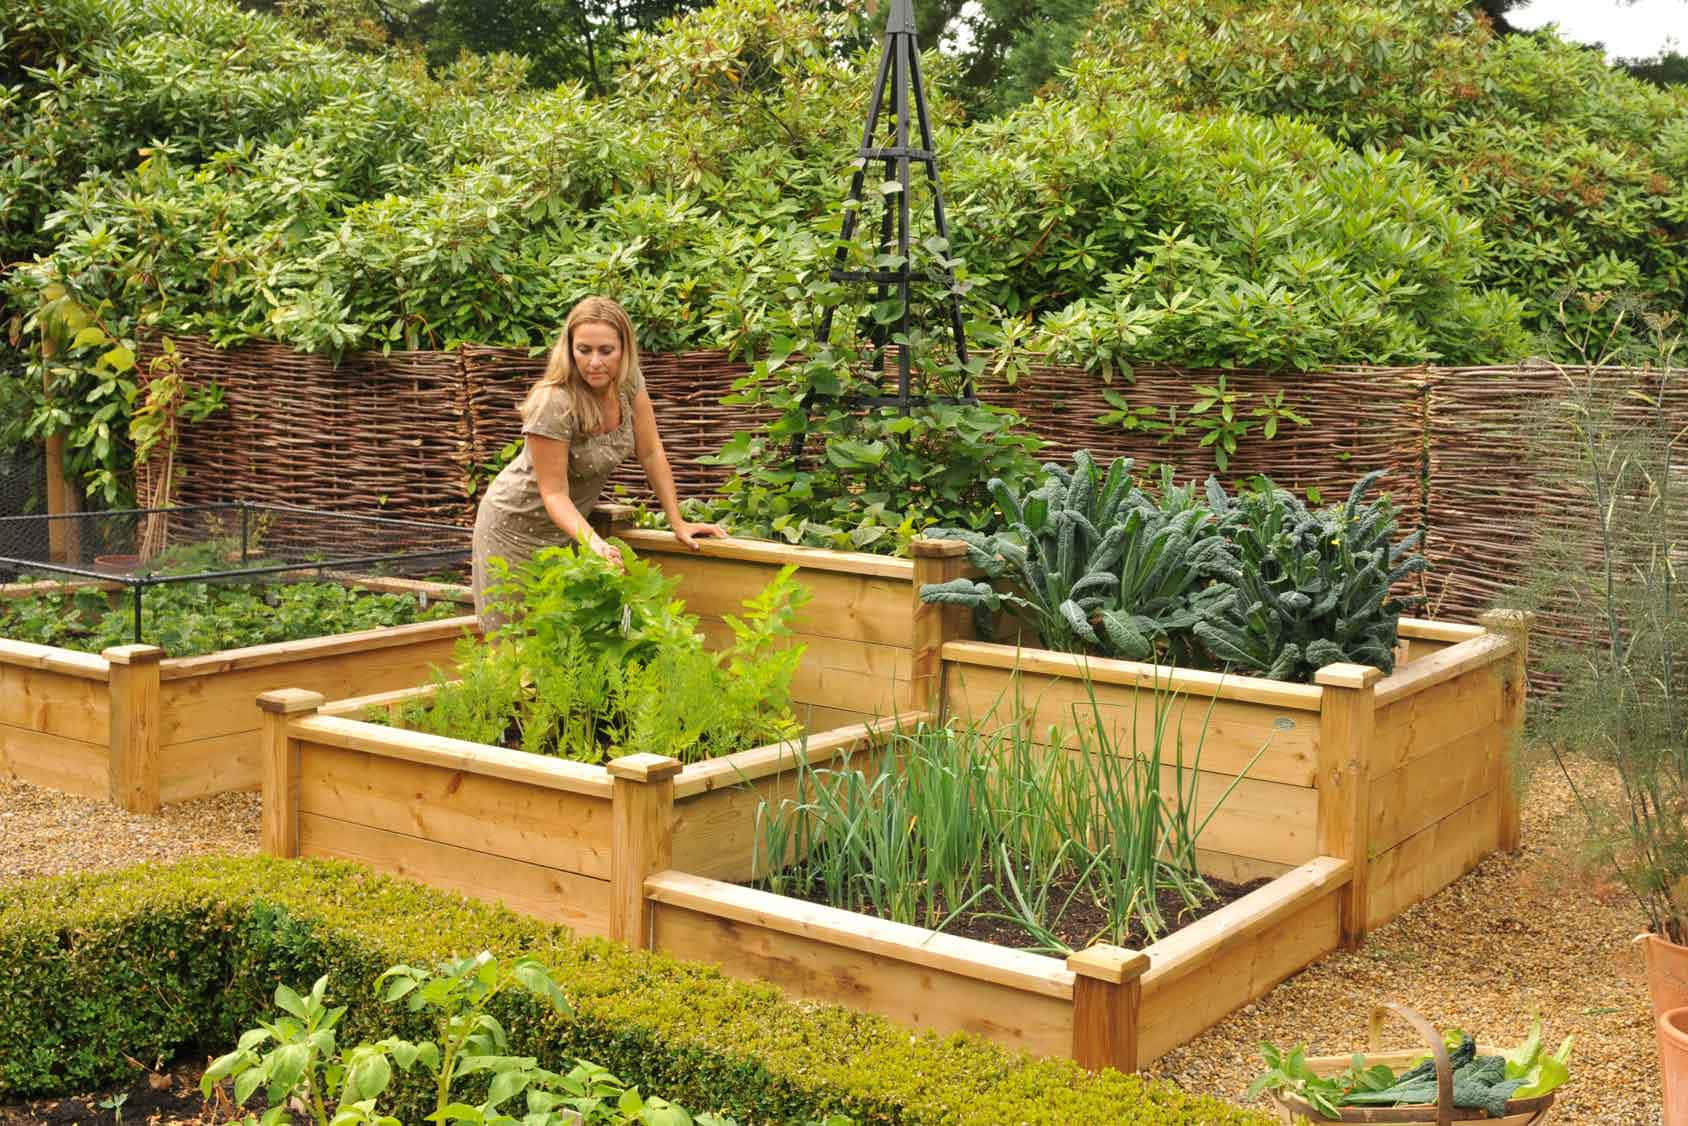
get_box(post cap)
[257,688,327,715]
[607,752,685,783]
[911,537,970,559]
[1066,943,1150,983]
[1478,609,1535,634]
[102,644,165,665]
[1314,663,1383,690]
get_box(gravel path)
[0,757,1656,1123]
[1147,755,1656,1124]
[0,781,258,884]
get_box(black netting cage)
[0,502,471,645]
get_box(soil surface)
[760,863,1271,951]
[0,1061,266,1126]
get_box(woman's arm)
[631,389,727,550]
[529,434,622,566]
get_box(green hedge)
[0,857,1272,1124]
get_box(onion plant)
[754,670,1274,952]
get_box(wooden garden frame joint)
[611,753,683,949]
[1478,609,1533,853]
[258,689,324,858]
[911,537,970,716]
[1314,661,1382,950]
[102,644,165,814]
[1067,943,1150,1072]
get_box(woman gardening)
[471,296,726,625]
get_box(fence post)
[257,689,324,858]
[1315,662,1382,949]
[1067,944,1150,1072]
[104,644,164,813]
[1478,609,1534,854]
[608,752,684,950]
[911,538,970,718]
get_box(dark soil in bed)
[758,864,1274,951]
[0,1060,276,1125]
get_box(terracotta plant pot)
[1642,932,1688,1019]
[1660,1007,1688,1126]
[92,553,141,577]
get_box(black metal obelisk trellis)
[810,0,974,414]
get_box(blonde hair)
[519,296,641,435]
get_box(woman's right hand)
[587,533,624,570]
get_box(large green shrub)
[1070,0,1688,356]
[2,0,1549,507]
[0,857,1273,1124]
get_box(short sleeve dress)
[470,369,644,622]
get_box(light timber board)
[1372,633,1511,707]
[298,811,611,936]
[0,638,109,679]
[618,531,913,581]
[298,742,615,878]
[160,730,259,804]
[159,638,461,744]
[942,640,1325,711]
[1368,723,1502,853]
[157,617,476,679]
[1365,790,1501,931]
[655,556,912,647]
[1137,885,1342,1065]
[0,661,110,743]
[0,721,106,799]
[945,662,1318,788]
[695,620,914,721]
[1369,668,1504,778]
[647,904,1074,1057]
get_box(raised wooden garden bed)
[0,577,478,812]
[256,528,1530,1074]
[258,682,923,943]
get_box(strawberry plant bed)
[0,575,477,813]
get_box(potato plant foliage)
[396,542,808,763]
[10,0,1681,507]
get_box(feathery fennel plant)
[1519,298,1688,942]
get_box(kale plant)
[1194,470,1426,681]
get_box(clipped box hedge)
[0,858,1272,1125]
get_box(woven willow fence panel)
[984,363,1428,530]
[1424,364,1688,663]
[137,338,468,523]
[134,337,1684,643]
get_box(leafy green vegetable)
[396,542,808,764]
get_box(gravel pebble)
[0,757,1659,1123]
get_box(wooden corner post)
[103,644,164,813]
[1315,662,1383,949]
[257,689,324,858]
[588,504,638,540]
[1067,944,1150,1072]
[911,538,970,717]
[1478,609,1534,854]
[608,753,684,950]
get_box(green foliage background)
[0,0,1683,501]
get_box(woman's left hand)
[674,520,728,550]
